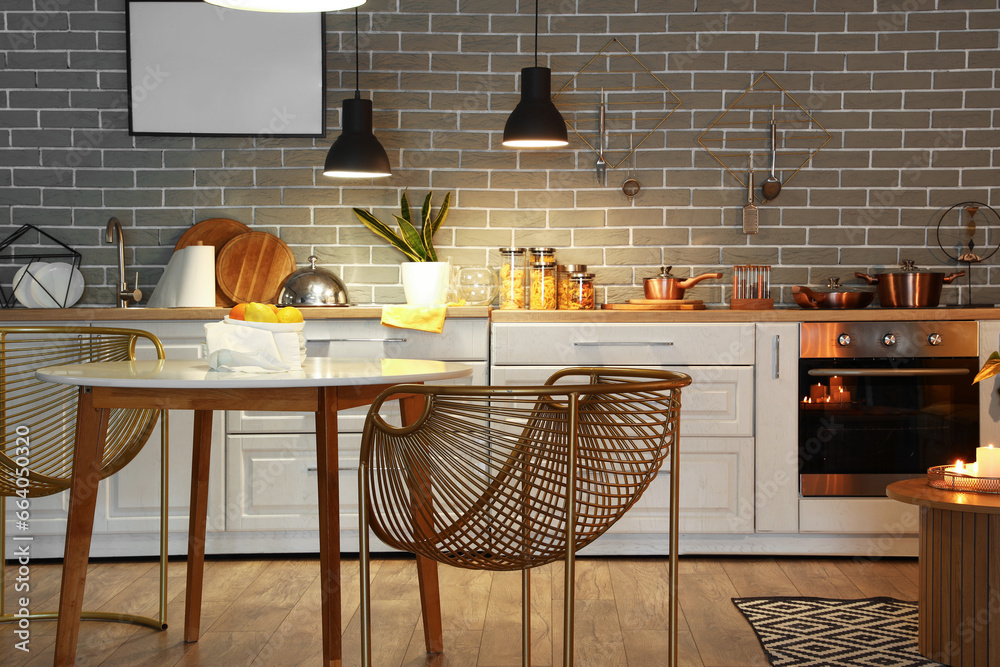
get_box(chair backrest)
[0,326,165,498]
[360,367,692,571]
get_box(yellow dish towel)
[381,302,462,334]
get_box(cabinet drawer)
[490,365,753,437]
[228,361,488,433]
[492,322,754,366]
[225,432,361,532]
[304,318,488,360]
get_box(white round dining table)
[38,357,472,667]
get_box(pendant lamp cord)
[533,0,539,67]
[354,8,361,100]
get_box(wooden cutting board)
[602,301,706,310]
[628,299,704,306]
[174,218,252,307]
[215,232,296,305]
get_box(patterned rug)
[732,597,943,666]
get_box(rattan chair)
[358,367,692,667]
[0,326,168,629]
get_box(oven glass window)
[798,357,979,481]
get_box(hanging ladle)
[761,105,782,202]
[622,135,640,203]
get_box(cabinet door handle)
[573,341,674,347]
[773,334,780,379]
[307,466,317,472]
[313,337,408,343]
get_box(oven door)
[798,357,979,496]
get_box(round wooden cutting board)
[215,232,296,305]
[174,218,252,307]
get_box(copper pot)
[855,261,965,308]
[643,266,722,300]
[792,284,874,310]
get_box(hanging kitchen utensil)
[742,153,758,234]
[595,88,607,186]
[761,105,782,202]
[622,134,640,203]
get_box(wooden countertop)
[1,305,998,323]
[0,305,491,321]
[491,307,1000,323]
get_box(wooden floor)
[0,554,919,666]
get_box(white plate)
[13,263,48,308]
[30,262,84,308]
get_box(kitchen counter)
[492,307,1000,323]
[1,305,998,323]
[0,305,491,321]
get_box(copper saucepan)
[792,284,874,310]
[855,261,965,308]
[643,266,723,300]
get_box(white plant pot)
[401,261,450,306]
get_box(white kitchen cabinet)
[490,321,756,542]
[225,316,490,549]
[2,320,226,559]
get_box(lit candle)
[829,376,843,388]
[810,383,827,400]
[978,444,1000,478]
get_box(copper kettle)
[643,266,722,300]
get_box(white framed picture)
[126,0,325,137]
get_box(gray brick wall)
[0,0,998,307]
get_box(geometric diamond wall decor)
[696,72,831,203]
[553,38,682,174]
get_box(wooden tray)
[174,218,251,307]
[602,302,706,310]
[216,232,296,305]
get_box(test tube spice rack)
[730,264,774,310]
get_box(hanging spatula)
[743,154,759,234]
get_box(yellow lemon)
[277,306,304,324]
[244,302,278,323]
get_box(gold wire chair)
[358,367,692,667]
[0,326,169,630]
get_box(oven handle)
[808,368,971,378]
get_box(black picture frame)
[126,0,326,137]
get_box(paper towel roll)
[148,244,216,308]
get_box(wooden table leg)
[54,387,108,665]
[317,387,343,667]
[399,393,444,654]
[184,409,214,643]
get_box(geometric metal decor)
[552,38,682,172]
[696,72,831,201]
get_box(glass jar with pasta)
[564,272,595,310]
[556,264,588,309]
[498,248,526,309]
[529,261,557,310]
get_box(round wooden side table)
[887,477,1000,667]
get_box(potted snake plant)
[353,191,452,305]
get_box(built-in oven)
[798,321,979,496]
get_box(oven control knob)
[928,333,943,346]
[837,333,851,347]
[882,333,897,347]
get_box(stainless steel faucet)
[105,217,142,308]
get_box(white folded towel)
[204,318,305,373]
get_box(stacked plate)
[13,262,85,308]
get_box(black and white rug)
[733,597,943,666]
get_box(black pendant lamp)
[205,0,365,12]
[324,8,391,179]
[502,0,568,148]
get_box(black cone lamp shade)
[205,0,366,12]
[324,96,392,178]
[503,66,568,148]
